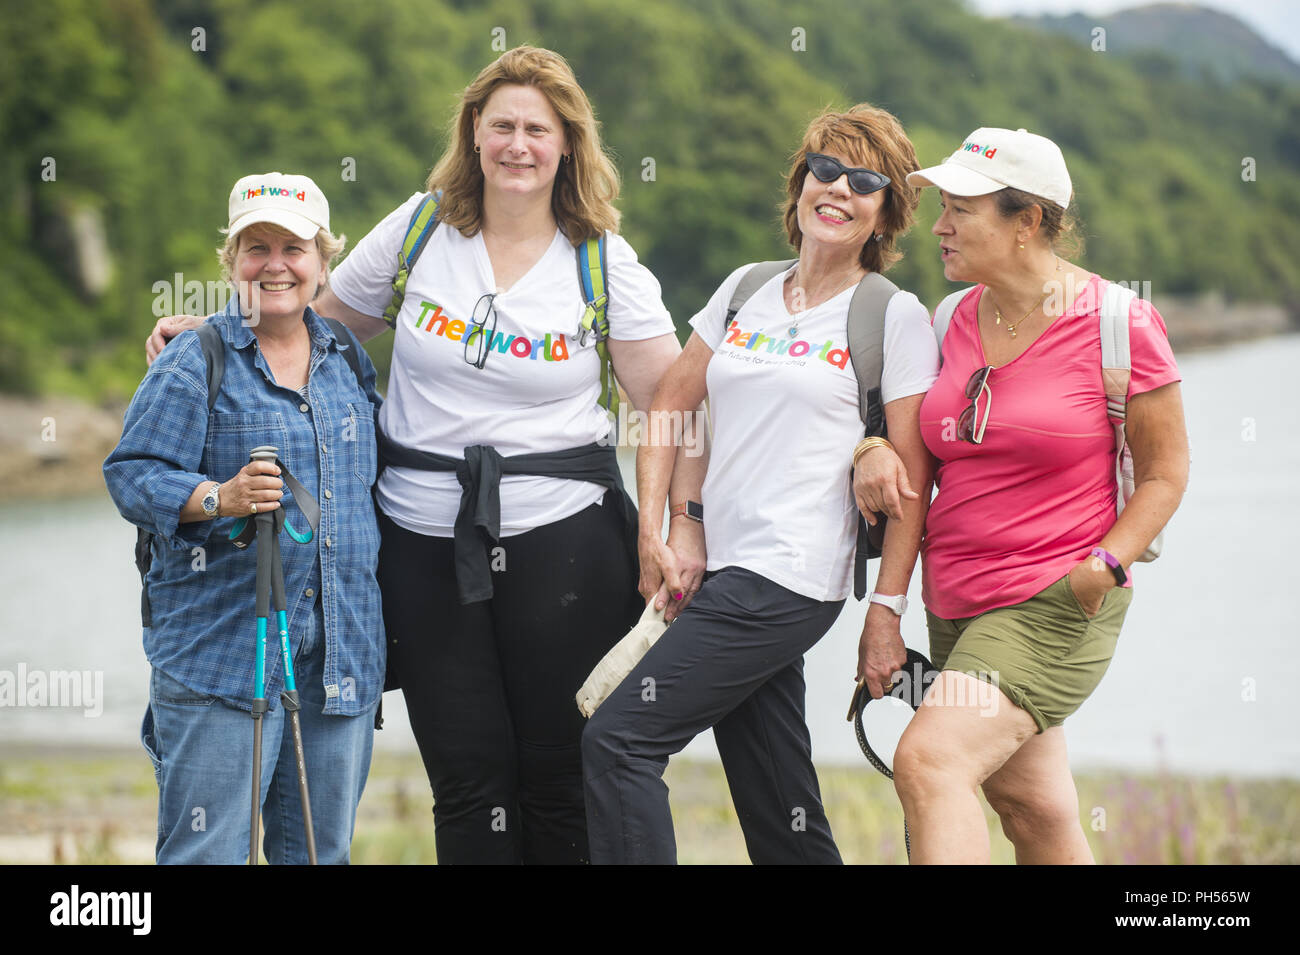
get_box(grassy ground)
[2,745,1296,864]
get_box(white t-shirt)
[689,264,940,601]
[331,193,675,536]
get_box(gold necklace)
[989,258,1063,338]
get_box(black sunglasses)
[957,365,994,444]
[805,153,891,196]
[463,292,498,369]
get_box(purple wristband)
[1090,547,1128,586]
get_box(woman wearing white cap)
[865,128,1188,863]
[147,47,696,864]
[107,173,385,863]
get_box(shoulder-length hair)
[782,104,920,274]
[427,46,620,244]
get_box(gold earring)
[563,153,572,164]
[1018,242,1025,250]
[474,144,481,154]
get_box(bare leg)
[981,726,1093,864]
[892,671,1036,864]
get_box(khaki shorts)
[925,575,1133,732]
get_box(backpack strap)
[196,321,225,411]
[931,287,977,365]
[323,316,367,394]
[845,271,899,437]
[1099,282,1136,425]
[1099,282,1161,562]
[725,260,796,329]
[842,271,901,600]
[384,192,441,329]
[577,235,620,427]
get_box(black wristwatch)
[670,500,703,523]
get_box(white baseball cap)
[906,128,1072,208]
[227,172,330,240]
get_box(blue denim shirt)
[104,300,384,715]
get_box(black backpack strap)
[844,272,900,599]
[323,317,367,394]
[196,321,225,412]
[725,260,796,329]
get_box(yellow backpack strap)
[384,192,441,329]
[576,235,618,425]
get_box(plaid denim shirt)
[104,300,385,715]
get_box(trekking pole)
[232,445,319,865]
[265,479,318,865]
[247,496,273,865]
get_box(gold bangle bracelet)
[852,436,894,468]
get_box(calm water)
[2,335,1298,777]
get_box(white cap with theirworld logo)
[907,128,1072,208]
[227,172,330,240]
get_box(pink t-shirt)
[920,276,1181,619]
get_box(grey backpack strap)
[725,260,797,328]
[931,287,976,365]
[845,272,900,436]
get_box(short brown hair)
[993,188,1085,258]
[427,46,620,244]
[782,104,920,274]
[217,224,346,289]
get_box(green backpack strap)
[576,235,618,425]
[384,192,441,329]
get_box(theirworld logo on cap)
[961,141,997,159]
[241,185,308,201]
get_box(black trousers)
[377,496,642,864]
[582,565,845,864]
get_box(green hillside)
[2,0,1297,401]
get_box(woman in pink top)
[859,128,1188,863]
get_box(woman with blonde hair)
[147,47,703,864]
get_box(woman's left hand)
[664,519,706,622]
[1067,558,1116,618]
[856,607,908,699]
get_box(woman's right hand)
[218,461,284,517]
[146,314,204,365]
[853,445,917,525]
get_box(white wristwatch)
[868,592,908,615]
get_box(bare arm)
[311,287,391,343]
[144,287,391,365]
[1069,381,1189,613]
[857,393,934,695]
[628,333,712,619]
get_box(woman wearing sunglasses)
[879,128,1188,863]
[145,48,698,865]
[582,104,940,863]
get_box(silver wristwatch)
[201,482,221,518]
[868,592,908,615]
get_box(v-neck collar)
[471,228,566,297]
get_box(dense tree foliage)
[2,0,1295,399]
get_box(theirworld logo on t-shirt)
[722,322,850,369]
[412,299,571,362]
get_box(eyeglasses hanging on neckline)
[464,292,499,369]
[958,365,994,444]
